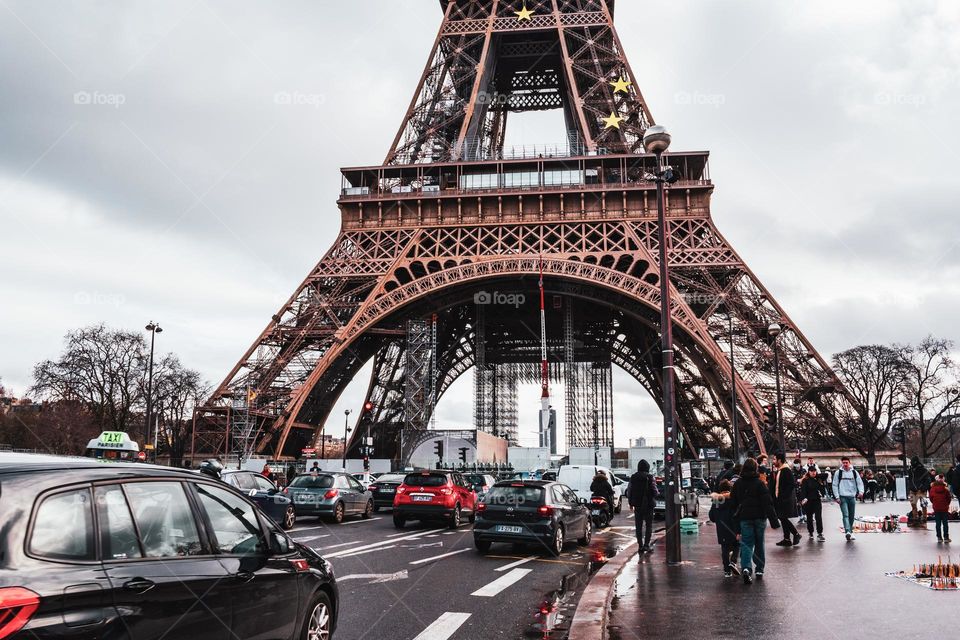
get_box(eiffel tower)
[193,0,853,463]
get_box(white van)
[557,465,624,513]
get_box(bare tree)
[152,354,209,466]
[832,345,910,465]
[900,336,960,459]
[30,324,147,433]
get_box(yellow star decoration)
[515,4,534,21]
[610,76,632,94]
[602,111,624,129]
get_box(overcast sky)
[1,0,958,448]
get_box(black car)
[473,480,592,556]
[220,469,297,530]
[367,473,406,511]
[0,453,338,639]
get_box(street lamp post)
[768,322,786,453]
[342,409,352,471]
[144,322,163,448]
[593,408,600,466]
[644,124,682,565]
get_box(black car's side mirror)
[580,498,589,505]
[270,532,292,555]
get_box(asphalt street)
[286,507,646,640]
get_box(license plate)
[295,494,315,504]
[496,525,523,534]
[412,495,432,502]
[380,488,395,493]
[591,509,602,516]
[656,501,665,509]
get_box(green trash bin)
[680,517,699,535]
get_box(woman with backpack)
[729,457,781,584]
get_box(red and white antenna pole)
[539,257,551,450]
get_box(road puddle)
[522,571,585,639]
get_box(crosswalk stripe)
[412,612,471,640]
[470,568,532,597]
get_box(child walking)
[930,474,952,543]
[709,480,740,577]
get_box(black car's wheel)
[330,502,345,524]
[467,510,476,524]
[448,505,462,529]
[475,539,491,554]
[373,504,381,513]
[578,519,592,546]
[393,514,406,529]
[282,506,296,530]
[549,525,565,557]
[362,500,374,519]
[301,590,333,640]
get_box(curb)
[568,534,649,640]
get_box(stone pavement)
[605,498,956,640]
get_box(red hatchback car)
[393,470,477,529]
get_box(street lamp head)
[155,326,163,334]
[345,409,352,416]
[146,322,155,331]
[642,125,672,155]
[768,322,782,338]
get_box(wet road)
[607,498,955,640]
[288,507,645,639]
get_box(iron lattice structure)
[193,0,855,462]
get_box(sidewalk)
[605,500,954,640]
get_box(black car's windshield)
[289,475,335,489]
[484,485,544,506]
[403,473,448,487]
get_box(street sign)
[136,451,146,461]
[302,447,317,455]
[680,462,691,479]
[701,447,720,461]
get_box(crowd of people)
[684,452,960,585]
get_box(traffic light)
[363,400,374,413]
[458,447,468,463]
[363,455,370,471]
[434,440,444,462]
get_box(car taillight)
[477,503,487,513]
[289,559,310,572]
[396,486,406,494]
[591,497,606,504]
[439,487,453,495]
[368,485,378,491]
[538,505,554,517]
[0,587,40,639]
[324,489,339,499]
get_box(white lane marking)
[338,569,408,584]
[339,517,382,526]
[412,612,471,640]
[291,524,329,533]
[314,541,361,551]
[338,544,398,558]
[294,534,331,543]
[425,534,441,538]
[324,528,442,558]
[409,548,471,565]
[495,555,537,572]
[470,568,532,597]
[441,531,458,535]
[387,527,443,538]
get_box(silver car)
[287,472,374,523]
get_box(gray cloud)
[1,0,958,446]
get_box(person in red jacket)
[929,474,952,543]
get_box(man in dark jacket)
[628,460,658,553]
[590,470,616,520]
[709,480,739,577]
[949,454,960,499]
[729,458,781,584]
[773,452,801,546]
[908,457,932,522]
[716,460,736,485]
[799,465,825,540]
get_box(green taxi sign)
[98,431,126,446]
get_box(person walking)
[930,474,952,543]
[949,454,960,500]
[628,460,658,554]
[756,454,770,485]
[886,470,897,500]
[907,457,932,523]
[832,456,864,541]
[709,479,740,577]
[793,458,807,525]
[729,458,780,584]
[716,460,736,485]
[773,453,801,547]
[823,466,834,500]
[876,471,888,502]
[799,465,825,540]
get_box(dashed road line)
[324,528,442,559]
[409,548,471,565]
[495,555,538,572]
[339,544,398,558]
[470,568,532,597]
[412,612,471,640]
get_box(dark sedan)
[220,468,297,530]
[473,480,592,556]
[0,452,338,639]
[367,473,407,511]
[286,472,373,523]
